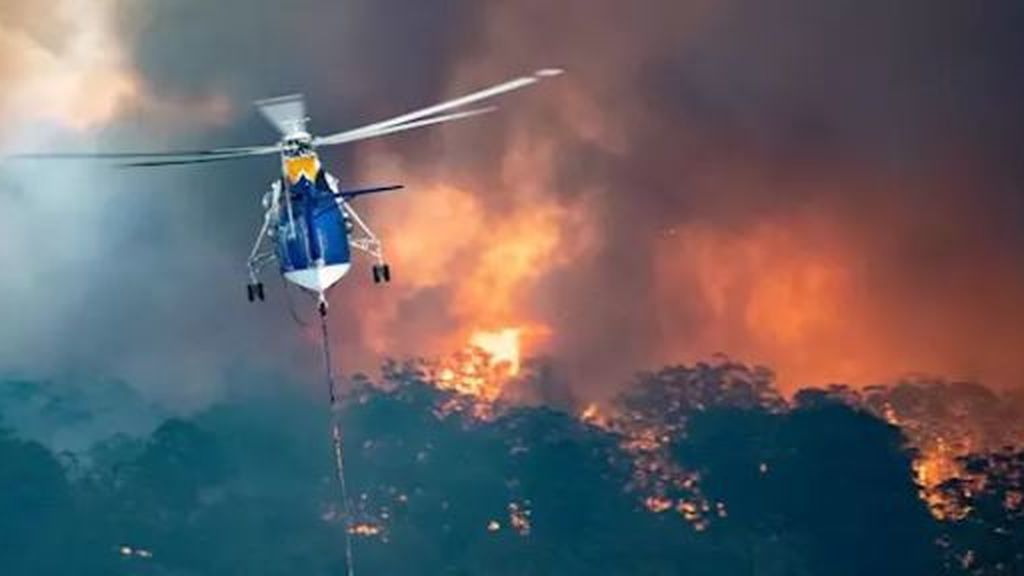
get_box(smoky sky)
[1,0,1023,408]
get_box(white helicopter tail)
[255,94,308,136]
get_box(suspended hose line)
[318,304,356,576]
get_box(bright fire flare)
[469,328,523,376]
[422,324,550,419]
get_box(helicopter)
[17,69,563,314]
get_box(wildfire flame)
[419,324,547,419]
[469,328,523,377]
[346,60,1024,531]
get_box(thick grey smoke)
[2,0,1023,410]
[360,0,1024,395]
[0,0,486,408]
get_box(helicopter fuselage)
[273,151,353,294]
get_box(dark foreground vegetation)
[0,362,1020,575]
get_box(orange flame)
[469,328,523,376]
[423,323,551,415]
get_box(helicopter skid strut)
[343,200,391,285]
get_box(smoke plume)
[1,1,1023,406]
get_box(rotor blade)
[118,148,279,168]
[10,144,279,161]
[315,68,563,146]
[315,106,497,148]
[316,185,404,218]
[335,184,404,200]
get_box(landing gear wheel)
[318,299,328,317]
[372,264,392,284]
[247,282,265,303]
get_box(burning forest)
[2,1,1024,574]
[4,347,1020,575]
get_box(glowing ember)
[348,523,383,537]
[590,399,715,530]
[117,545,153,559]
[580,403,608,427]
[644,496,673,513]
[508,501,532,536]
[580,403,599,421]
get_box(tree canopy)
[0,365,1019,575]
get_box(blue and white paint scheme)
[275,167,353,292]
[252,141,399,296]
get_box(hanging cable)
[318,303,356,576]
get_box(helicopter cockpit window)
[285,140,314,157]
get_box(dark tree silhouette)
[0,425,76,575]
[0,368,1021,575]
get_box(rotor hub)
[282,133,315,157]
